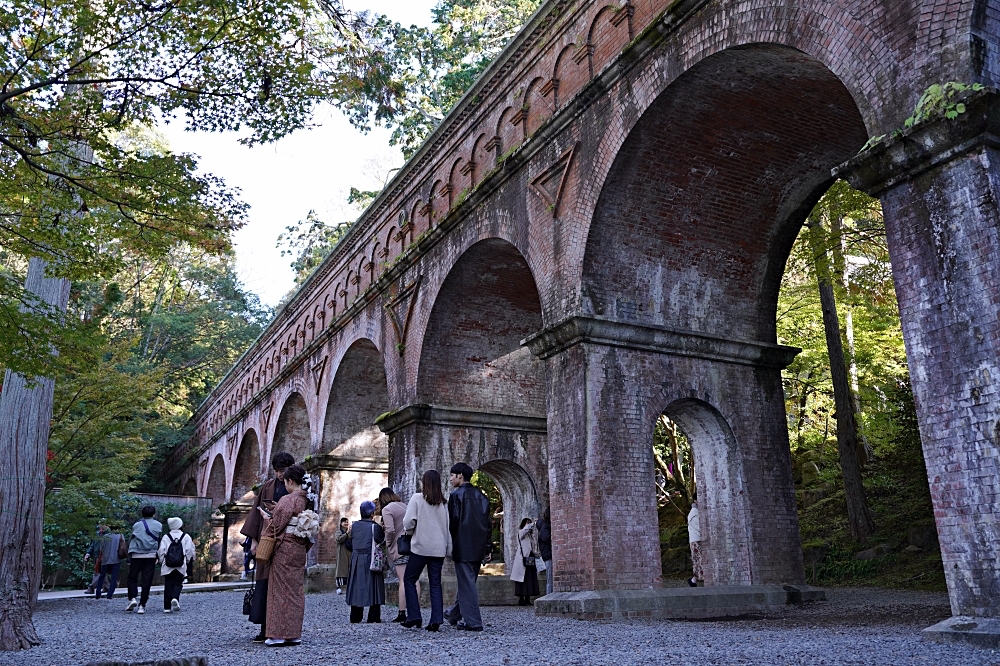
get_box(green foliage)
[904,82,985,127]
[276,210,353,287]
[335,0,543,157]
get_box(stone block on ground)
[923,616,1000,649]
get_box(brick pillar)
[838,90,1000,620]
[526,316,803,594]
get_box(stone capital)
[302,454,389,474]
[521,315,799,368]
[375,403,547,435]
[833,88,1000,196]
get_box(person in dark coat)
[240,451,294,643]
[345,500,385,623]
[537,507,553,595]
[444,462,491,632]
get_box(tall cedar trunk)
[0,259,70,651]
[807,222,875,543]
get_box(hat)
[167,517,183,530]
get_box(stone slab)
[534,585,823,620]
[923,616,1000,649]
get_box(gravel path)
[8,587,998,665]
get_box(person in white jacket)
[687,501,702,587]
[157,517,196,613]
[400,469,452,631]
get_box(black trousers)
[126,557,156,606]
[350,605,381,623]
[249,578,268,634]
[163,571,184,610]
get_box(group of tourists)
[241,453,499,647]
[84,506,197,614]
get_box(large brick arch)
[272,392,312,465]
[231,428,261,503]
[416,237,545,416]
[322,338,390,458]
[205,454,227,507]
[580,44,868,342]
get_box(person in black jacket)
[443,462,491,632]
[537,507,553,595]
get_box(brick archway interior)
[181,477,198,497]
[582,43,869,341]
[273,392,311,464]
[663,398,752,586]
[479,458,540,572]
[206,454,226,507]
[323,339,389,458]
[232,429,260,503]
[417,238,545,417]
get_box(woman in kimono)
[345,500,385,623]
[262,464,312,646]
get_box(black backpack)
[164,533,186,568]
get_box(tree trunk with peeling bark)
[0,258,70,651]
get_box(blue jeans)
[96,563,120,599]
[403,553,443,624]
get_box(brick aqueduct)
[163,0,1000,627]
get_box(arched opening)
[181,477,198,497]
[231,429,261,503]
[654,400,751,586]
[417,238,545,417]
[272,392,311,464]
[476,459,540,573]
[205,454,227,507]
[323,339,389,458]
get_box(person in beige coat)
[379,487,418,623]
[400,470,452,630]
[510,518,540,605]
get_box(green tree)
[276,211,353,288]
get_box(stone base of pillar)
[923,616,1000,650]
[534,585,825,620]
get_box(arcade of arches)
[165,0,1000,635]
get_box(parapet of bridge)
[161,0,1000,644]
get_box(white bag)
[536,558,547,572]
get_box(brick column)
[837,90,1000,623]
[525,316,803,594]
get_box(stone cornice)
[521,316,799,369]
[302,455,389,474]
[375,404,548,435]
[833,88,1000,195]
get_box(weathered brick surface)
[161,0,996,616]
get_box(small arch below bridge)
[478,458,541,574]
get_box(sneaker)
[336,588,343,595]
[688,577,698,588]
[136,606,145,614]
[125,599,138,612]
[170,599,180,612]
[163,609,171,614]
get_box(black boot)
[350,606,364,624]
[393,610,407,623]
[366,605,381,623]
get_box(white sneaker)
[163,609,171,614]
[240,572,247,580]
[336,588,343,595]
[136,606,145,614]
[125,599,138,612]
[170,598,180,612]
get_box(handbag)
[117,534,128,560]
[242,572,255,615]
[396,532,412,556]
[369,523,390,573]
[255,534,275,562]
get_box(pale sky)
[160,0,438,307]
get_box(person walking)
[345,500,385,623]
[334,517,350,595]
[262,464,316,647]
[444,462,491,632]
[125,506,162,614]
[94,525,126,600]
[241,451,294,642]
[379,487,417,623]
[157,517,195,613]
[688,500,702,587]
[400,470,451,631]
[536,507,553,596]
[83,526,109,595]
[511,517,540,606]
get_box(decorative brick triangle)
[385,275,422,356]
[311,356,328,395]
[262,401,274,431]
[227,433,239,458]
[531,143,577,217]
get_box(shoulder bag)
[519,535,536,569]
[369,523,390,572]
[396,531,412,556]
[116,534,128,560]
